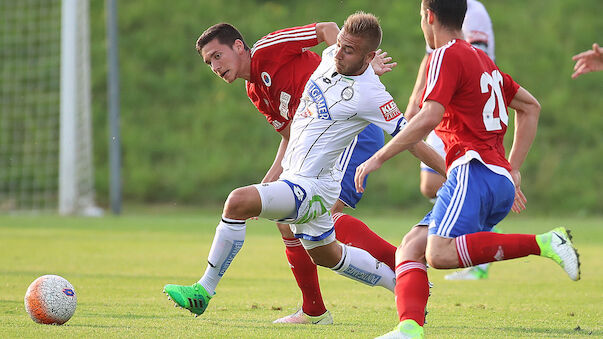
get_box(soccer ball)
[24,275,77,325]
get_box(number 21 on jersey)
[480,70,509,131]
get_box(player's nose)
[211,62,220,74]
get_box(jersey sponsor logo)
[219,240,244,276]
[279,91,291,119]
[341,86,354,101]
[261,72,272,87]
[271,120,284,130]
[379,100,401,121]
[307,80,331,120]
[342,264,382,286]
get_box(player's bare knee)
[425,251,446,269]
[398,227,427,263]
[223,187,259,219]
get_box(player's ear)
[427,9,435,25]
[365,50,376,64]
[233,39,245,53]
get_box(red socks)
[395,261,429,326]
[333,213,396,270]
[456,232,540,268]
[283,237,326,316]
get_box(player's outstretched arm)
[507,87,541,213]
[316,22,339,46]
[572,43,603,79]
[261,124,291,183]
[354,101,443,193]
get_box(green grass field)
[1,210,601,338]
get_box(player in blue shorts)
[406,0,499,281]
[355,1,581,337]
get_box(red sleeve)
[251,23,319,59]
[501,71,520,105]
[245,81,289,132]
[422,46,460,107]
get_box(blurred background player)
[572,43,603,78]
[178,21,398,324]
[405,0,498,281]
[354,1,580,337]
[164,12,446,322]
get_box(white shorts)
[420,130,446,172]
[253,175,340,248]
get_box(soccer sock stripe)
[282,237,302,247]
[395,262,427,277]
[331,212,344,223]
[455,235,473,267]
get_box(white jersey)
[426,0,495,61]
[281,45,406,180]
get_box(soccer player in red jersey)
[354,1,581,337]
[177,22,398,324]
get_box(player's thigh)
[419,170,446,198]
[338,123,384,208]
[253,181,297,221]
[429,160,514,238]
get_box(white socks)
[331,243,395,292]
[198,217,246,295]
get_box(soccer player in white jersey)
[192,22,399,324]
[405,0,498,281]
[163,12,446,319]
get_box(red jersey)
[422,39,519,173]
[246,23,321,132]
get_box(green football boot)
[444,265,490,280]
[536,227,580,281]
[375,319,424,339]
[163,283,213,316]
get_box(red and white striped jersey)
[246,23,321,132]
[421,39,519,176]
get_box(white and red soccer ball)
[24,275,77,325]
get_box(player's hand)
[571,43,603,79]
[372,49,398,76]
[354,157,382,193]
[510,169,527,213]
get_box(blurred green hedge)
[89,0,603,215]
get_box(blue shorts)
[420,159,515,238]
[338,123,384,208]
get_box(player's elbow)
[316,22,339,44]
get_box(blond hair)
[342,11,382,51]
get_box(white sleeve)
[463,0,495,60]
[357,83,407,136]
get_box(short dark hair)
[342,11,382,52]
[423,0,467,31]
[196,23,249,55]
